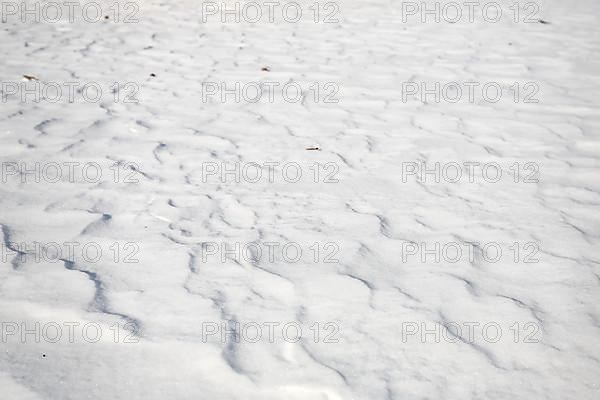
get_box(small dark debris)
[150,73,156,77]
[538,19,550,24]
[306,147,321,151]
[23,74,38,81]
[42,354,46,358]
[261,67,271,72]
[508,42,513,46]
[104,15,109,20]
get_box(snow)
[1,0,599,399]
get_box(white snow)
[1,0,599,399]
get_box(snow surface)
[1,0,600,399]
